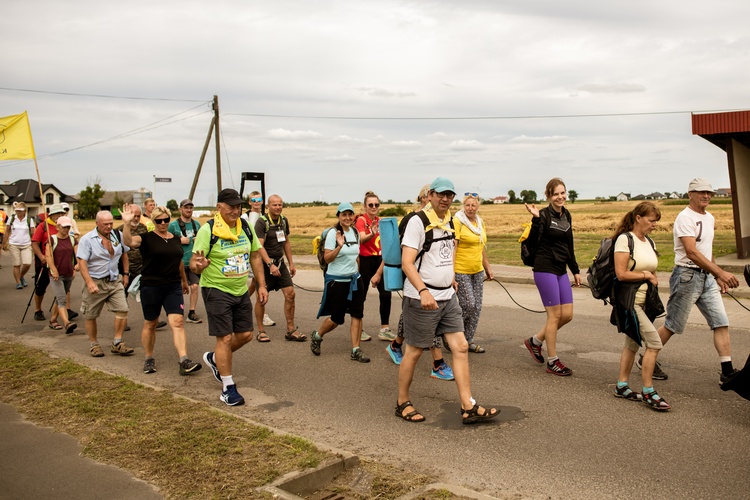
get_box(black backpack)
[587,232,656,305]
[177,218,198,237]
[520,209,552,267]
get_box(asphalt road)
[2,264,749,499]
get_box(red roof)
[692,110,750,135]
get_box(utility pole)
[189,95,221,201]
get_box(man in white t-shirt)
[395,177,498,425]
[652,178,740,383]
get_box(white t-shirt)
[673,206,714,267]
[402,214,455,301]
[241,211,260,227]
[614,232,658,273]
[8,214,35,246]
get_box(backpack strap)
[414,211,455,272]
[206,219,253,257]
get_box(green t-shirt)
[168,218,201,266]
[193,221,260,296]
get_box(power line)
[0,86,209,103]
[224,107,750,121]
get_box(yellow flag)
[0,112,36,160]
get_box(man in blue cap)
[395,177,498,424]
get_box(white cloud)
[509,135,570,144]
[319,154,355,162]
[266,128,323,141]
[391,140,422,148]
[448,140,486,151]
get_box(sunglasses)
[154,218,170,224]
[250,197,263,202]
[465,192,478,197]
[367,203,380,208]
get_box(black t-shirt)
[532,205,580,276]
[255,215,290,260]
[139,232,184,286]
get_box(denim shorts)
[664,266,729,334]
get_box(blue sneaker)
[220,384,245,406]
[203,351,221,383]
[21,277,28,287]
[431,361,455,381]
[386,343,403,365]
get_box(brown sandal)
[257,331,271,342]
[395,400,425,422]
[285,327,307,342]
[48,321,63,330]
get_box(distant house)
[0,178,78,217]
[631,194,646,201]
[715,188,731,198]
[668,192,681,199]
[493,195,509,204]
[98,188,152,217]
[644,192,666,200]
[616,192,630,201]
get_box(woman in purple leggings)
[523,178,581,376]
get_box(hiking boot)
[203,352,221,383]
[110,341,135,356]
[524,337,544,364]
[186,312,202,324]
[720,368,740,384]
[262,314,276,326]
[67,309,79,320]
[143,358,156,374]
[179,358,202,375]
[386,343,403,365]
[310,331,322,356]
[90,344,104,357]
[431,361,455,381]
[156,320,167,329]
[33,311,45,321]
[220,384,245,406]
[351,348,370,363]
[636,354,668,380]
[546,359,572,376]
[378,328,397,341]
[360,331,371,341]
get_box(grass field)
[78,200,737,273]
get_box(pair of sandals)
[49,321,77,334]
[395,400,499,424]
[257,327,307,343]
[444,342,486,354]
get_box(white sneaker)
[360,331,372,341]
[378,328,397,341]
[262,314,276,326]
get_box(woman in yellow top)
[453,193,493,353]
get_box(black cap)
[217,188,243,206]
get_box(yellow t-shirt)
[454,218,486,275]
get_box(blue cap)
[429,177,456,194]
[336,202,354,214]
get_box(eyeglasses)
[154,218,170,224]
[433,191,455,200]
[367,203,380,208]
[250,197,263,202]
[465,192,478,197]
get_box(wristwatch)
[266,261,273,268]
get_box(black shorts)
[202,287,253,337]
[263,260,294,292]
[140,283,185,321]
[324,277,365,324]
[34,265,50,297]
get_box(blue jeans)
[664,266,729,334]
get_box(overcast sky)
[2,1,749,205]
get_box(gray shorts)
[401,294,464,348]
[184,265,200,286]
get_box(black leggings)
[358,255,392,325]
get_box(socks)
[113,338,122,346]
[617,381,629,389]
[642,386,654,395]
[391,339,402,350]
[433,358,444,370]
[179,355,188,363]
[221,375,235,391]
[547,356,558,365]
[720,359,735,376]
[532,336,543,347]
